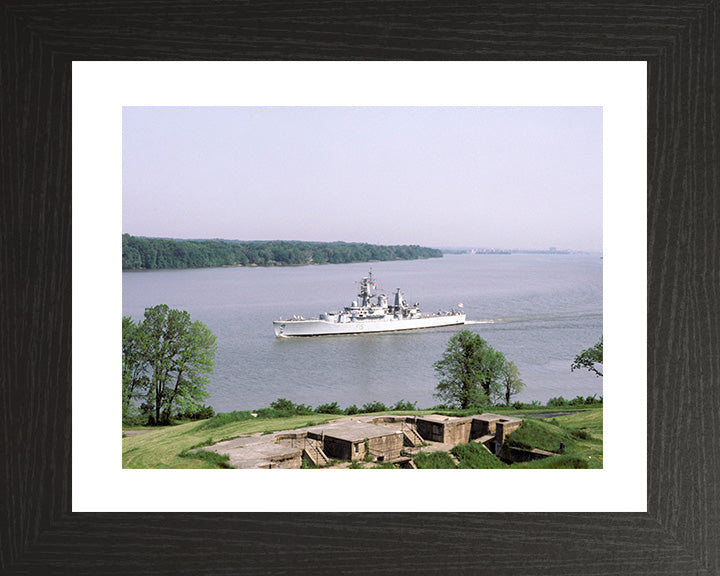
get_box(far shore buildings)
[199,413,528,469]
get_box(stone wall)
[471,415,499,437]
[275,431,308,449]
[441,419,473,444]
[416,416,473,444]
[322,431,403,461]
[366,432,403,461]
[267,451,303,469]
[370,416,414,425]
[495,419,522,448]
[416,418,445,442]
[322,435,354,461]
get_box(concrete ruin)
[197,412,526,469]
[413,413,522,454]
[200,435,303,469]
[304,421,404,462]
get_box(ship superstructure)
[273,270,465,337]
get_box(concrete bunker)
[306,421,404,462]
[415,414,473,444]
[414,413,522,454]
[200,412,530,468]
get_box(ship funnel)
[394,289,404,308]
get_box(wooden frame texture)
[1,1,718,574]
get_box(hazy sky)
[123,106,602,250]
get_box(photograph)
[3,2,716,572]
[121,106,604,471]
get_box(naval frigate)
[273,270,465,337]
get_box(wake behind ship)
[273,270,465,337]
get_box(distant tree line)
[122,235,443,270]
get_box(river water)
[122,254,603,412]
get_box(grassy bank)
[123,413,342,468]
[123,405,602,469]
[505,409,603,469]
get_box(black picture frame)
[2,2,718,574]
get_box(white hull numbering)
[273,270,465,337]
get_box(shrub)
[360,401,388,414]
[254,398,314,418]
[571,428,592,440]
[253,408,277,419]
[269,398,314,415]
[512,400,547,410]
[414,451,457,469]
[568,395,587,406]
[176,404,215,421]
[195,405,216,420]
[392,399,417,411]
[344,404,359,415]
[269,398,295,411]
[315,402,343,414]
[547,396,569,407]
[122,413,148,427]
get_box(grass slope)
[452,442,508,469]
[122,413,340,469]
[505,411,603,469]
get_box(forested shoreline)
[122,234,443,270]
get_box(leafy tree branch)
[571,336,603,377]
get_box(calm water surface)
[122,254,603,412]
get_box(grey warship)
[273,270,465,337]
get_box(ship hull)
[274,313,466,337]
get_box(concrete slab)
[305,420,402,442]
[474,412,504,422]
[202,435,302,469]
[418,414,462,423]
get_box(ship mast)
[358,269,375,307]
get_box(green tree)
[122,316,148,419]
[571,336,603,377]
[160,318,216,423]
[146,305,217,424]
[125,305,217,425]
[498,360,525,406]
[433,330,506,409]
